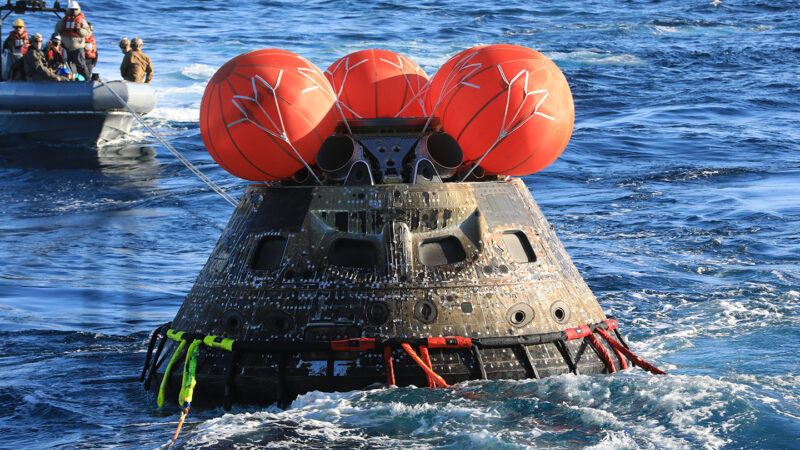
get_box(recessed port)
[507,303,534,327]
[221,310,245,333]
[550,301,570,324]
[414,299,438,324]
[367,302,390,325]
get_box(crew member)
[55,0,91,81]
[45,33,68,73]
[2,18,29,79]
[120,37,153,83]
[23,33,67,81]
[119,37,130,55]
[84,22,98,72]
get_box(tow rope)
[146,318,665,444]
[98,78,238,207]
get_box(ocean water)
[1,0,799,448]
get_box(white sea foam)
[180,63,217,81]
[545,50,644,66]
[587,430,642,449]
[148,106,200,123]
[155,82,207,96]
[177,373,759,449]
[653,25,681,35]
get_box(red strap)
[585,333,616,373]
[594,328,666,375]
[419,346,435,388]
[383,346,395,386]
[609,343,628,370]
[330,338,375,352]
[599,325,629,370]
[427,337,472,349]
[602,318,619,331]
[564,325,591,341]
[400,343,449,388]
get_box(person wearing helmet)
[120,37,153,83]
[23,33,68,81]
[45,33,68,73]
[55,0,91,81]
[2,18,30,79]
[84,22,98,72]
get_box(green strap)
[155,330,236,407]
[203,334,234,352]
[158,339,187,408]
[179,339,202,405]
[166,329,185,342]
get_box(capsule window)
[252,236,287,271]
[329,238,377,269]
[418,236,466,266]
[502,231,536,263]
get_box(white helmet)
[67,0,80,10]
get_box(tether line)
[99,78,238,207]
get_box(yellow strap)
[157,339,186,408]
[179,339,202,405]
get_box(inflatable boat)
[0,80,156,145]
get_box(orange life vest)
[62,13,85,38]
[8,30,29,56]
[84,35,97,59]
[47,47,63,62]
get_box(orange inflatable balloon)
[200,49,337,181]
[427,45,574,176]
[325,49,429,119]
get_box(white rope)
[229,72,323,185]
[99,78,238,207]
[459,65,554,181]
[421,50,483,136]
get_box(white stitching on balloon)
[227,70,323,184]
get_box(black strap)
[554,340,579,375]
[472,346,488,380]
[517,344,539,379]
[613,328,631,349]
[572,338,589,367]
[223,350,239,411]
[144,332,169,391]
[326,350,335,391]
[277,352,288,408]
[141,323,169,382]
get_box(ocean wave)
[175,374,767,448]
[155,82,208,96]
[148,106,200,123]
[546,50,645,66]
[180,63,218,81]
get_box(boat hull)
[0,110,134,144]
[0,80,156,145]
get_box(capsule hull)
[149,179,624,407]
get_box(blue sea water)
[1,0,799,447]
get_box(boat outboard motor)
[413,132,463,180]
[316,135,370,182]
